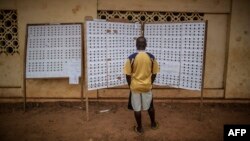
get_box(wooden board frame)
[84,19,208,121]
[83,19,142,120]
[23,23,84,111]
[144,20,208,120]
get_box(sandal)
[151,121,159,130]
[133,126,144,135]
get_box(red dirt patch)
[0,102,250,141]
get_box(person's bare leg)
[148,107,157,128]
[134,111,143,133]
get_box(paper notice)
[134,22,140,29]
[67,60,81,84]
[160,61,180,76]
[69,75,79,84]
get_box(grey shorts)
[131,91,152,112]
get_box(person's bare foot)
[134,126,144,135]
[151,121,159,130]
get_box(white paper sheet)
[26,24,82,78]
[67,60,81,77]
[145,22,206,91]
[86,21,205,91]
[86,21,141,90]
[160,61,180,75]
[67,60,81,84]
[69,75,79,84]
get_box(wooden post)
[23,25,29,112]
[199,20,208,121]
[84,18,92,121]
[85,89,89,121]
[81,23,84,115]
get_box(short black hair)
[136,36,147,50]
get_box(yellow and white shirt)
[123,51,159,93]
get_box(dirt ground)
[0,101,250,141]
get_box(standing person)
[123,36,160,135]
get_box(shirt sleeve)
[123,59,131,75]
[152,59,160,74]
